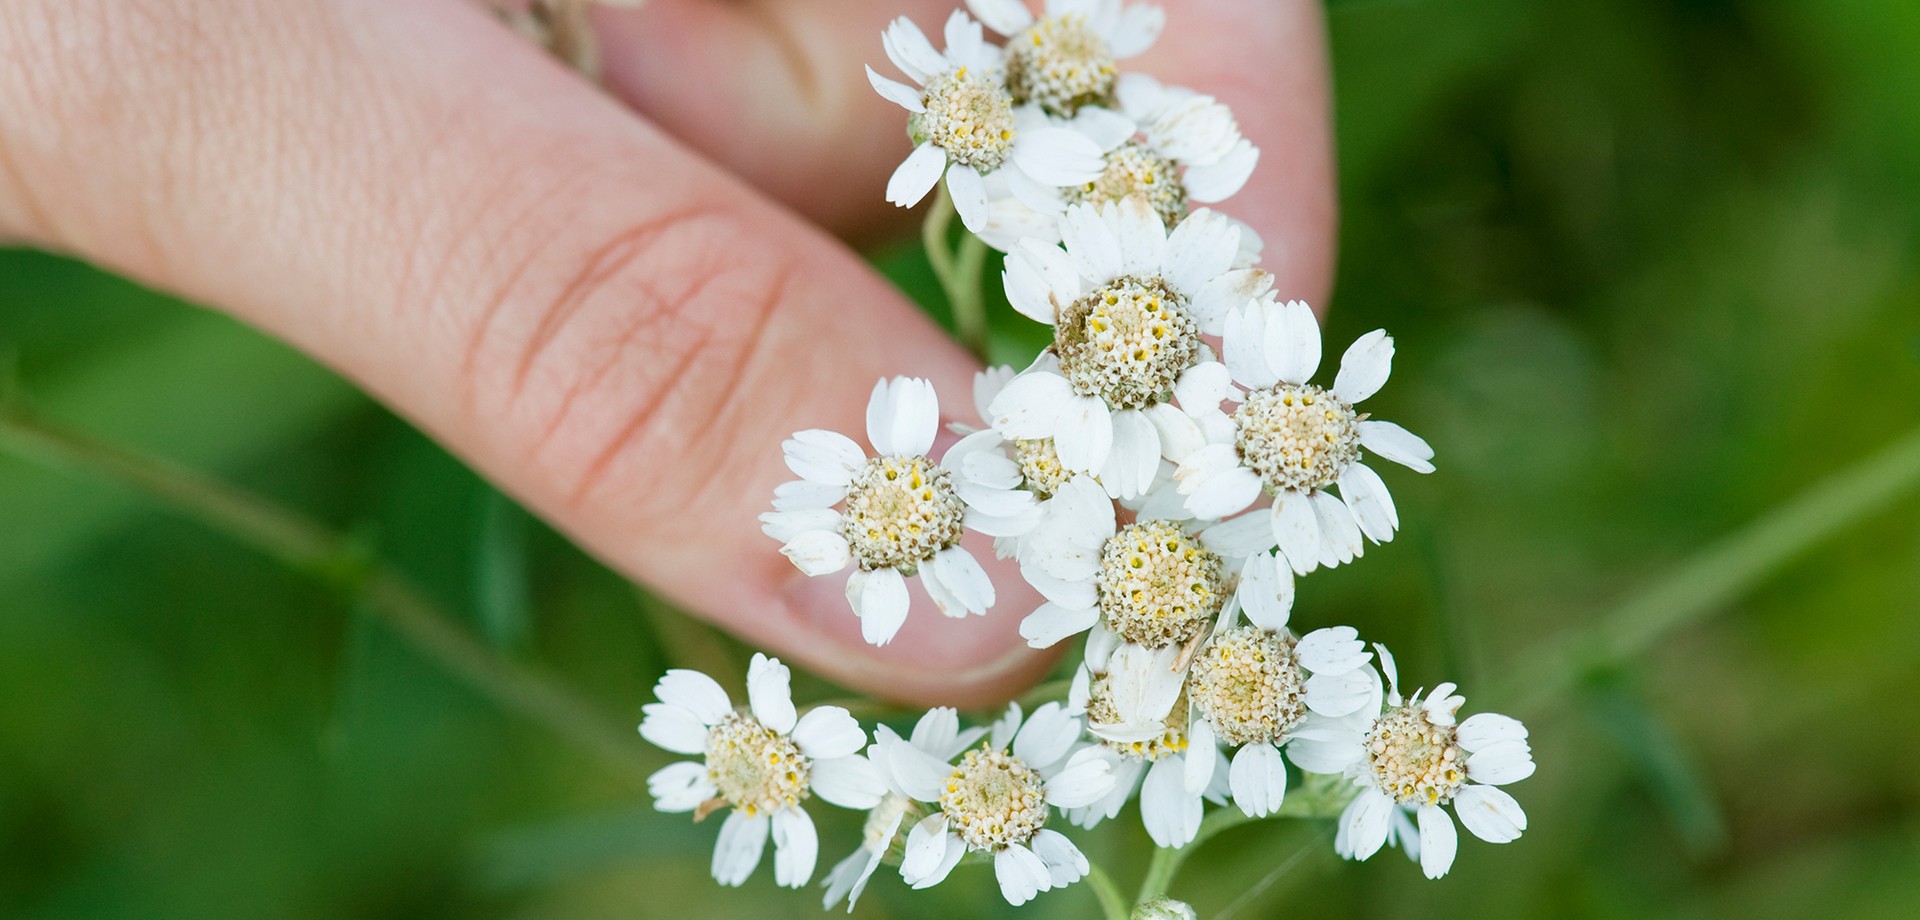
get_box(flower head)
[1174,298,1436,574]
[1309,646,1535,878]
[763,377,1030,646]
[640,655,887,888]
[966,0,1167,117]
[869,12,1108,232]
[873,702,1115,905]
[988,200,1272,492]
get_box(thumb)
[0,0,1050,705]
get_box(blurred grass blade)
[474,485,533,652]
[1504,425,1920,711]
[1586,675,1729,857]
[475,806,679,891]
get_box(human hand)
[0,0,1332,705]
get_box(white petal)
[648,760,716,812]
[1020,561,1099,608]
[965,0,1034,35]
[1029,829,1091,887]
[931,546,995,613]
[1466,740,1536,785]
[1457,713,1529,752]
[1005,244,1064,325]
[1149,93,1242,163]
[1454,784,1528,844]
[1191,268,1273,337]
[988,370,1073,438]
[1071,106,1138,150]
[874,725,956,802]
[866,64,925,112]
[1183,138,1259,203]
[810,755,887,809]
[1013,701,1079,770]
[772,479,846,511]
[1186,466,1263,520]
[900,814,952,883]
[639,702,708,755]
[882,17,945,84]
[946,164,992,233]
[711,810,770,886]
[855,568,912,647]
[886,143,948,207]
[653,669,731,725]
[1199,512,1280,558]
[919,564,966,618]
[1304,669,1375,718]
[792,706,866,760]
[891,376,942,458]
[747,653,797,734]
[1143,402,1205,464]
[914,707,986,759]
[1052,396,1115,473]
[988,701,1025,752]
[1044,747,1117,808]
[1222,298,1279,389]
[1339,788,1395,860]
[1108,2,1165,57]
[1332,329,1395,403]
[1359,419,1435,474]
[779,529,853,577]
[1012,126,1107,186]
[1310,490,1365,568]
[1110,198,1167,277]
[1339,463,1399,544]
[995,844,1053,906]
[760,508,841,544]
[1237,552,1294,631]
[1417,804,1458,879]
[1163,209,1239,298]
[1020,602,1100,648]
[1265,299,1322,385]
[1286,725,1365,775]
[784,429,869,486]
[864,377,897,456]
[1141,756,1202,847]
[1271,493,1324,576]
[772,807,818,888]
[1294,623,1366,672]
[1184,718,1217,796]
[1060,202,1125,284]
[1172,361,1233,417]
[1229,743,1288,817]
[1099,408,1160,499]
[973,366,1019,421]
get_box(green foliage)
[4,1,1920,917]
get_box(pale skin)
[0,0,1334,706]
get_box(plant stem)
[0,404,653,775]
[920,185,991,362]
[1499,424,1920,713]
[1086,862,1131,920]
[1134,775,1350,905]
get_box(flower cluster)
[641,1,1536,910]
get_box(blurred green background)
[4,0,1919,917]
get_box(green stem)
[1134,775,1350,905]
[919,184,991,363]
[1499,424,1920,713]
[1086,861,1131,920]
[0,404,653,775]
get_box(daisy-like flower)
[966,0,1166,118]
[822,708,987,912]
[875,702,1116,906]
[1014,475,1236,651]
[868,12,1107,232]
[989,200,1272,493]
[1179,595,1377,818]
[762,377,1032,647]
[1310,646,1535,879]
[641,655,887,888]
[1074,73,1260,228]
[1174,298,1436,575]
[1065,631,1226,847]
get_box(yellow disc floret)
[1005,14,1117,117]
[940,747,1051,851]
[1055,276,1200,410]
[705,711,811,817]
[1188,627,1307,747]
[1096,520,1225,647]
[1233,384,1361,495]
[840,455,966,572]
[1365,705,1466,806]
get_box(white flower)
[1174,298,1435,575]
[966,0,1165,117]
[988,200,1272,493]
[640,655,887,889]
[869,12,1107,232]
[1325,646,1535,879]
[762,377,1031,647]
[876,701,1116,906]
[1110,73,1261,215]
[1014,475,1241,651]
[1180,599,1377,819]
[1064,632,1228,848]
[821,708,987,912]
